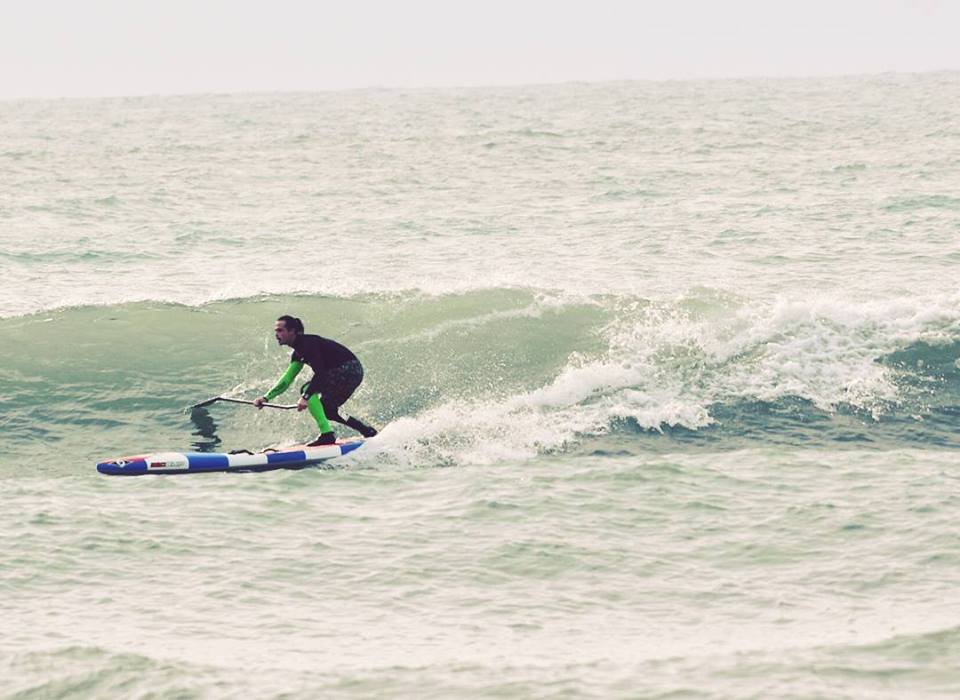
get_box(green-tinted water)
[2,74,959,698]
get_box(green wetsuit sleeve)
[263,361,304,401]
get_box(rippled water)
[1,73,959,698]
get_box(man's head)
[275,315,304,346]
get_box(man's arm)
[254,361,304,407]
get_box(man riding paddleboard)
[254,315,378,446]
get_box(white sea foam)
[601,290,960,418]
[346,287,960,467]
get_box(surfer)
[253,315,378,446]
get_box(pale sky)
[2,0,959,99]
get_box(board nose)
[96,457,148,475]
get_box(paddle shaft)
[191,396,298,410]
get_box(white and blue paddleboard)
[97,440,365,476]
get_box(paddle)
[189,396,298,410]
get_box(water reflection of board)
[96,440,365,476]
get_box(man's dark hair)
[277,315,304,335]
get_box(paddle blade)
[190,396,224,409]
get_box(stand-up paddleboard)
[97,440,365,476]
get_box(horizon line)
[2,67,958,104]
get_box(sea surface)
[1,73,959,698]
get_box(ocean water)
[1,73,959,698]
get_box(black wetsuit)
[264,332,377,438]
[291,334,364,416]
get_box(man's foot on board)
[346,416,378,438]
[306,432,337,446]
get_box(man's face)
[274,320,297,346]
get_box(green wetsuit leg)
[306,393,333,434]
